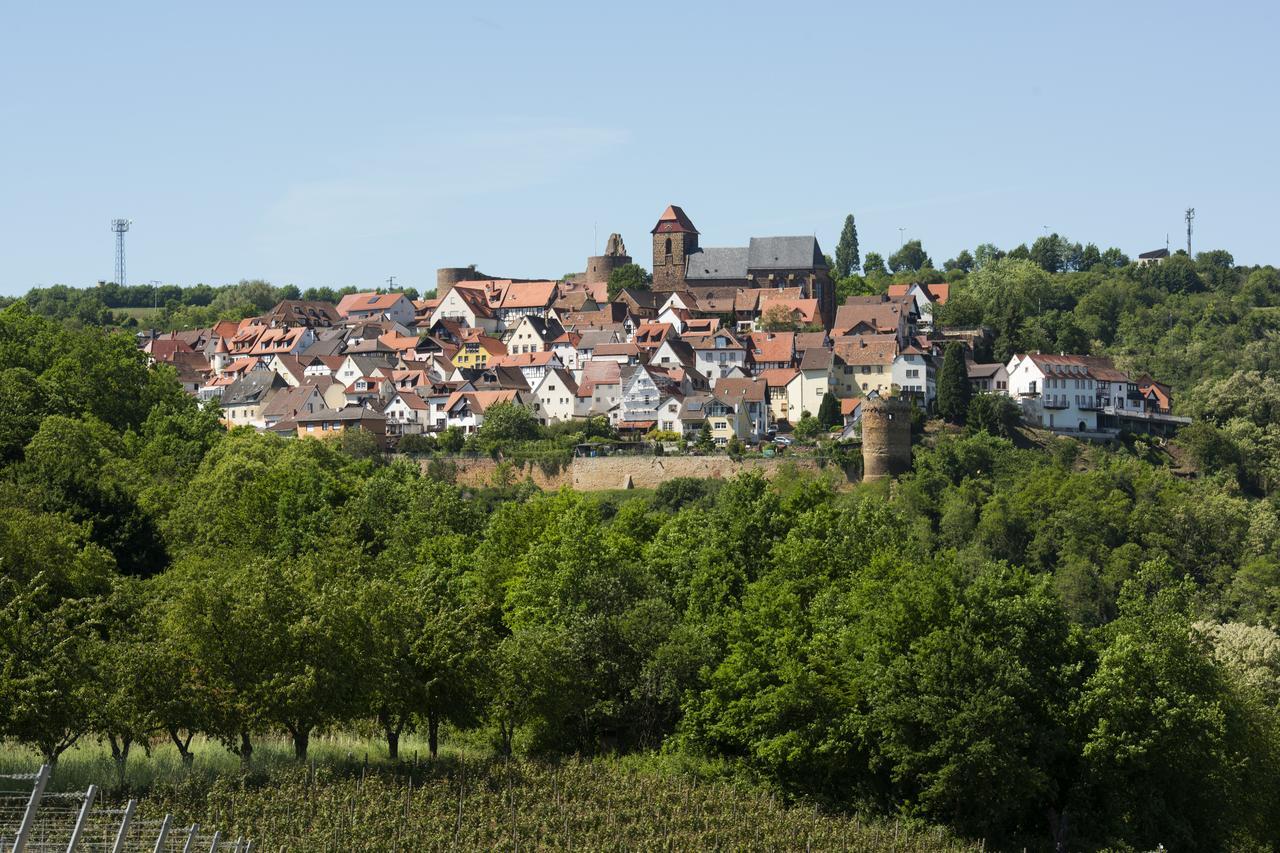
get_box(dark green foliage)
[817,391,841,428]
[967,393,1020,437]
[943,249,974,273]
[834,214,860,278]
[936,343,970,424]
[607,263,653,300]
[476,401,542,444]
[888,239,931,273]
[863,252,888,276]
[9,275,1280,850]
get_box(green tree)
[834,214,860,278]
[1030,233,1066,273]
[937,343,971,424]
[696,420,714,451]
[863,252,888,276]
[476,401,542,445]
[888,240,931,273]
[792,414,821,440]
[1072,566,1256,849]
[943,249,974,273]
[437,426,465,452]
[967,393,1020,437]
[0,577,103,766]
[817,391,841,429]
[607,264,653,300]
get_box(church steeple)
[651,205,699,291]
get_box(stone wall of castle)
[413,454,853,491]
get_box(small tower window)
[664,237,672,257]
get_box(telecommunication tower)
[111,219,131,286]
[1185,208,1195,256]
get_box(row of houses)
[971,352,1186,435]
[138,205,1184,448]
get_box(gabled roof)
[262,383,324,419]
[295,405,387,424]
[733,286,804,312]
[261,300,342,327]
[343,354,397,376]
[747,331,795,364]
[577,359,622,397]
[685,247,749,280]
[651,205,698,235]
[576,329,622,350]
[682,329,745,351]
[1138,248,1170,260]
[337,292,409,316]
[887,281,951,305]
[633,322,674,348]
[654,339,698,369]
[759,296,819,325]
[593,342,641,358]
[833,302,907,337]
[747,236,827,270]
[444,389,520,414]
[513,315,566,340]
[966,361,1004,379]
[794,331,829,352]
[833,336,899,366]
[221,370,287,407]
[714,377,768,405]
[457,335,506,356]
[390,391,432,411]
[536,368,579,396]
[758,367,800,387]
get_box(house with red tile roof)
[746,331,796,374]
[336,292,417,326]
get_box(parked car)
[773,435,795,446]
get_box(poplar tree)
[937,343,971,424]
[835,215,860,278]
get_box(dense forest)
[4,242,1280,851]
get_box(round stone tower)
[585,233,632,284]
[436,265,484,297]
[861,392,913,480]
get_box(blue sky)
[1,1,1276,296]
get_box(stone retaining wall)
[416,454,852,491]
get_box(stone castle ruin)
[860,392,913,480]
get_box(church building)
[650,205,835,329]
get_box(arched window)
[663,237,672,257]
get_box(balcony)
[1042,397,1068,410]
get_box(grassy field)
[0,738,980,852]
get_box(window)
[664,237,672,256]
[862,383,869,391]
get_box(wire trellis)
[0,767,251,853]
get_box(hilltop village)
[138,206,1186,458]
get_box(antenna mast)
[1185,207,1195,256]
[111,219,131,286]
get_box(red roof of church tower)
[651,205,699,235]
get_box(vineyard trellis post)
[152,814,173,853]
[11,763,51,853]
[66,782,99,851]
[181,823,200,853]
[110,799,137,853]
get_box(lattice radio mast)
[1185,207,1195,256]
[111,218,131,286]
